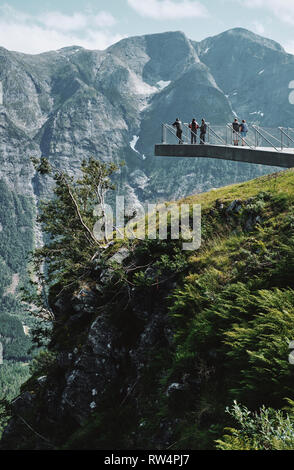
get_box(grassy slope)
[3,168,294,450]
[160,169,294,448]
[181,169,289,207]
[63,169,294,450]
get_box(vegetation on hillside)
[2,163,294,450]
[0,180,35,350]
[29,156,122,290]
[0,181,35,437]
[216,401,294,450]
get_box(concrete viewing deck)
[155,144,294,168]
[155,123,294,168]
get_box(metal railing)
[182,122,210,145]
[161,122,294,153]
[279,127,294,149]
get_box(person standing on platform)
[232,118,240,146]
[200,119,207,144]
[189,118,199,144]
[239,119,248,146]
[172,118,183,144]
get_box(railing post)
[254,127,259,148]
[280,128,283,150]
[162,124,166,144]
[227,123,232,145]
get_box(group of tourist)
[232,118,249,146]
[172,118,207,145]
[172,117,249,146]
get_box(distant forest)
[0,180,35,411]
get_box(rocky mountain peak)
[224,27,285,52]
[108,30,200,86]
[198,27,285,57]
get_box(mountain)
[196,28,294,127]
[1,28,294,205]
[1,27,294,404]
[2,168,294,450]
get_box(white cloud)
[93,12,117,28]
[239,0,294,25]
[41,11,117,32]
[41,12,88,32]
[127,0,208,20]
[284,41,294,55]
[0,4,122,54]
[252,20,265,35]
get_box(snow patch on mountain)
[157,80,171,91]
[130,135,140,153]
[250,111,264,117]
[139,81,172,111]
[129,71,158,96]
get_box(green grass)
[59,169,294,449]
[4,168,294,450]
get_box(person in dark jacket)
[239,119,248,146]
[172,118,183,144]
[200,119,207,144]
[189,118,199,144]
[232,118,240,146]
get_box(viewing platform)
[155,123,294,168]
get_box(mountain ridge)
[0,27,292,203]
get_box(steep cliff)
[2,168,294,450]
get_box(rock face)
[1,28,294,206]
[1,181,291,450]
[196,28,294,127]
[0,257,173,449]
[1,28,294,374]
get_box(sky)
[0,0,294,55]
